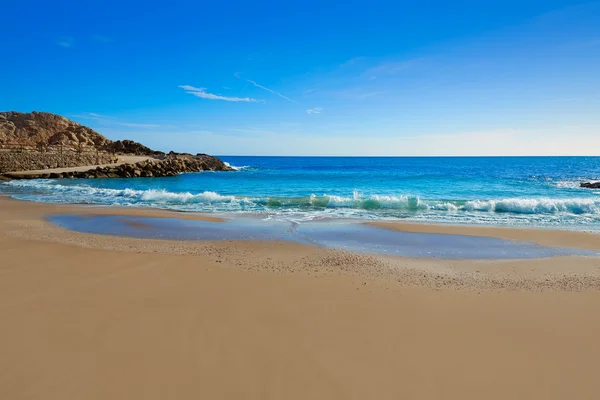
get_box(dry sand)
[1,196,600,399]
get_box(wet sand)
[369,220,600,251]
[47,214,599,259]
[2,196,600,399]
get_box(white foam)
[462,198,600,214]
[5,180,600,217]
[223,162,251,171]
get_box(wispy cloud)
[56,36,74,48]
[246,80,296,103]
[71,112,161,128]
[306,107,322,114]
[235,74,296,103]
[302,88,316,95]
[179,85,262,103]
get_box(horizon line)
[213,154,600,158]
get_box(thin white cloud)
[56,37,74,48]
[234,74,296,103]
[179,85,262,103]
[70,112,110,120]
[246,79,296,103]
[306,107,322,114]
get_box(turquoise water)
[4,156,600,229]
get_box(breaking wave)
[223,162,252,171]
[4,180,600,216]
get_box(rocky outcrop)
[0,111,110,148]
[102,140,164,156]
[3,155,233,180]
[581,182,600,189]
[0,111,233,179]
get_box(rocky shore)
[0,111,234,179]
[3,154,233,180]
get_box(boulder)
[581,182,600,189]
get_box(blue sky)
[1,1,599,155]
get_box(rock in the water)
[581,182,600,189]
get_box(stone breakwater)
[0,151,117,174]
[2,155,233,180]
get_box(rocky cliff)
[0,111,110,148]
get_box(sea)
[3,156,600,230]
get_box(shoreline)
[4,193,600,250]
[2,195,600,399]
[368,220,600,251]
[3,195,600,291]
[4,176,600,232]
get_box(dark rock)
[581,182,600,189]
[102,140,164,157]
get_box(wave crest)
[4,180,600,215]
[223,162,252,171]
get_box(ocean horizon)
[2,155,600,230]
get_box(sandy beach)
[1,196,600,399]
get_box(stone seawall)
[0,151,117,173]
[2,155,234,180]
